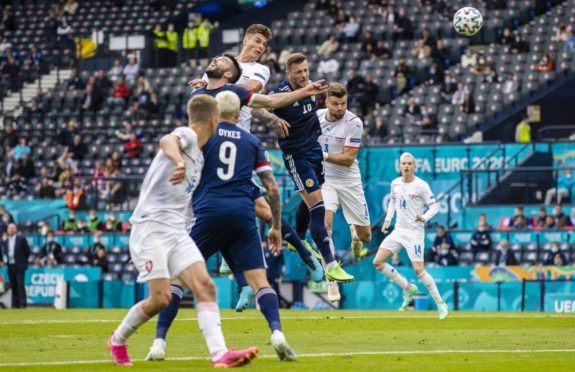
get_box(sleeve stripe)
[255,165,273,173]
[245,92,256,106]
[344,145,361,148]
[254,73,266,81]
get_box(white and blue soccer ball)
[453,7,483,37]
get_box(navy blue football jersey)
[189,83,255,106]
[192,122,272,219]
[269,80,322,155]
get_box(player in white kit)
[317,83,372,302]
[108,95,259,367]
[373,152,449,320]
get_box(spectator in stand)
[461,89,476,114]
[392,8,413,41]
[35,231,63,267]
[381,4,396,24]
[88,232,106,259]
[507,206,531,229]
[58,120,78,147]
[110,150,123,171]
[533,52,554,72]
[37,178,56,199]
[260,46,279,73]
[37,220,51,236]
[545,168,574,205]
[106,168,125,208]
[461,48,478,69]
[317,34,339,56]
[75,218,89,233]
[471,54,491,76]
[66,67,83,91]
[124,132,142,159]
[421,28,436,48]
[334,9,349,28]
[62,210,78,232]
[58,148,78,174]
[63,0,79,16]
[412,40,431,60]
[65,179,87,210]
[68,133,88,162]
[12,137,31,161]
[8,173,28,197]
[431,39,449,67]
[502,72,520,94]
[470,213,492,256]
[317,52,340,77]
[368,116,387,140]
[1,55,20,92]
[361,31,377,55]
[500,27,513,46]
[87,210,102,232]
[122,54,139,82]
[3,123,18,149]
[430,225,456,262]
[535,207,549,228]
[94,69,112,98]
[363,74,379,114]
[542,242,567,266]
[393,58,412,95]
[346,69,367,105]
[510,32,529,54]
[552,24,570,43]
[372,41,392,60]
[404,97,421,124]
[514,115,531,143]
[108,75,131,105]
[81,83,102,113]
[132,75,153,114]
[93,246,109,273]
[419,105,437,131]
[342,16,360,42]
[433,0,453,21]
[426,61,444,85]
[451,82,467,106]
[554,204,573,228]
[564,28,575,53]
[108,58,123,82]
[104,212,123,232]
[436,245,459,266]
[19,153,35,180]
[114,119,135,141]
[494,240,519,266]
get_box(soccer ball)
[453,7,483,37]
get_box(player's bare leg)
[373,247,418,311]
[244,268,296,361]
[411,261,448,320]
[110,278,171,366]
[299,189,353,282]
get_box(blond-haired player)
[373,152,448,320]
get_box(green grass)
[1,309,574,371]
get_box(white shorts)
[129,221,205,283]
[379,228,425,262]
[322,179,370,226]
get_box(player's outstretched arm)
[324,147,358,167]
[258,170,282,254]
[249,80,328,109]
[382,196,396,233]
[416,202,439,223]
[159,134,186,184]
[252,108,291,138]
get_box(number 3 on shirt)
[217,141,237,180]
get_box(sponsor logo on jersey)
[350,138,361,143]
[306,179,314,187]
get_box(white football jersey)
[317,109,363,179]
[201,61,270,132]
[388,176,436,232]
[130,127,204,230]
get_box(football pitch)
[0,309,574,371]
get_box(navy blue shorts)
[190,215,266,273]
[283,143,325,193]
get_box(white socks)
[376,263,409,290]
[112,301,150,345]
[197,302,227,361]
[418,271,444,305]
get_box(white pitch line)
[0,313,574,325]
[1,349,575,367]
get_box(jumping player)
[373,152,448,320]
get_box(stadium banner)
[472,265,575,282]
[0,267,102,305]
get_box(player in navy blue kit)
[188,53,325,309]
[269,53,354,283]
[147,91,297,362]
